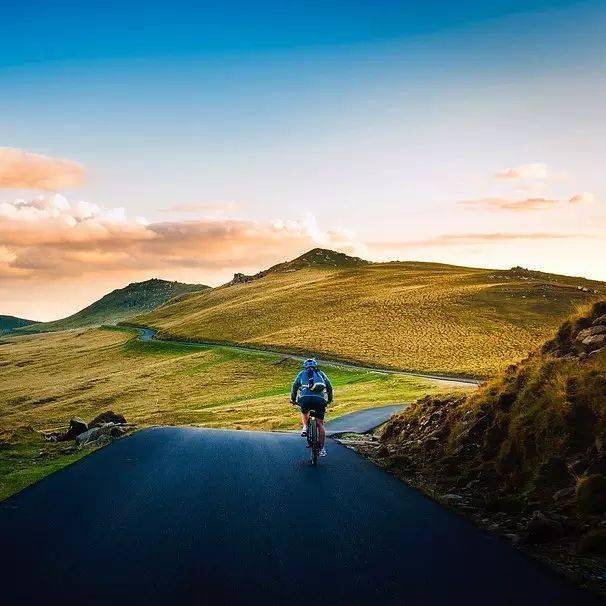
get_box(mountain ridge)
[0,315,39,335]
[17,278,210,333]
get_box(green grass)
[0,428,92,502]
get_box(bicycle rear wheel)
[308,417,319,466]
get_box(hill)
[131,248,604,377]
[0,315,39,334]
[20,279,209,333]
[372,301,606,589]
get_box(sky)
[1,0,605,320]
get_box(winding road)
[134,327,480,386]
[0,422,601,605]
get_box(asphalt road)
[134,326,479,386]
[0,427,601,606]
[324,403,407,435]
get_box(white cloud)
[494,163,550,180]
[569,192,595,204]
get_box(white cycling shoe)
[319,448,327,457]
[300,427,308,437]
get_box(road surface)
[325,403,406,435]
[134,326,479,386]
[0,427,600,605]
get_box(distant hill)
[131,248,605,377]
[0,315,39,335]
[19,279,210,333]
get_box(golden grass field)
[134,259,604,378]
[0,326,469,499]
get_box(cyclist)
[290,358,333,457]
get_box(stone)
[577,326,606,341]
[581,334,606,350]
[89,411,126,427]
[441,493,464,504]
[577,475,606,514]
[60,417,88,441]
[586,456,606,476]
[592,315,606,326]
[578,529,606,555]
[75,423,115,446]
[553,486,576,503]
[534,456,574,491]
[526,511,564,544]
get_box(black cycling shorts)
[299,397,327,420]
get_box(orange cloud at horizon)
[0,195,363,283]
[0,147,86,190]
[459,197,559,212]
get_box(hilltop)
[0,315,39,335]
[19,279,209,333]
[132,248,604,377]
[222,248,368,286]
[371,301,606,590]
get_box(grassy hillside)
[133,248,603,377]
[0,315,38,334]
[373,301,606,588]
[20,278,209,333]
[0,326,469,499]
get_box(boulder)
[576,325,606,341]
[75,423,115,446]
[89,411,126,427]
[526,511,564,544]
[534,456,574,492]
[578,528,606,555]
[60,417,88,441]
[577,474,606,514]
[441,493,464,505]
[553,486,575,503]
[581,334,606,350]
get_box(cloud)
[494,163,550,180]
[0,194,363,281]
[368,231,586,250]
[159,202,238,214]
[459,197,559,211]
[0,147,86,190]
[569,192,595,204]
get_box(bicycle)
[291,402,323,465]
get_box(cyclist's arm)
[290,374,301,404]
[323,372,334,403]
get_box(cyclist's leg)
[317,418,326,448]
[301,410,309,428]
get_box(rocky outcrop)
[46,410,133,446]
[543,300,606,358]
[75,422,127,447]
[90,410,126,427]
[356,300,606,594]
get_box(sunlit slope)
[133,252,604,377]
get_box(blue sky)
[1,1,605,318]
